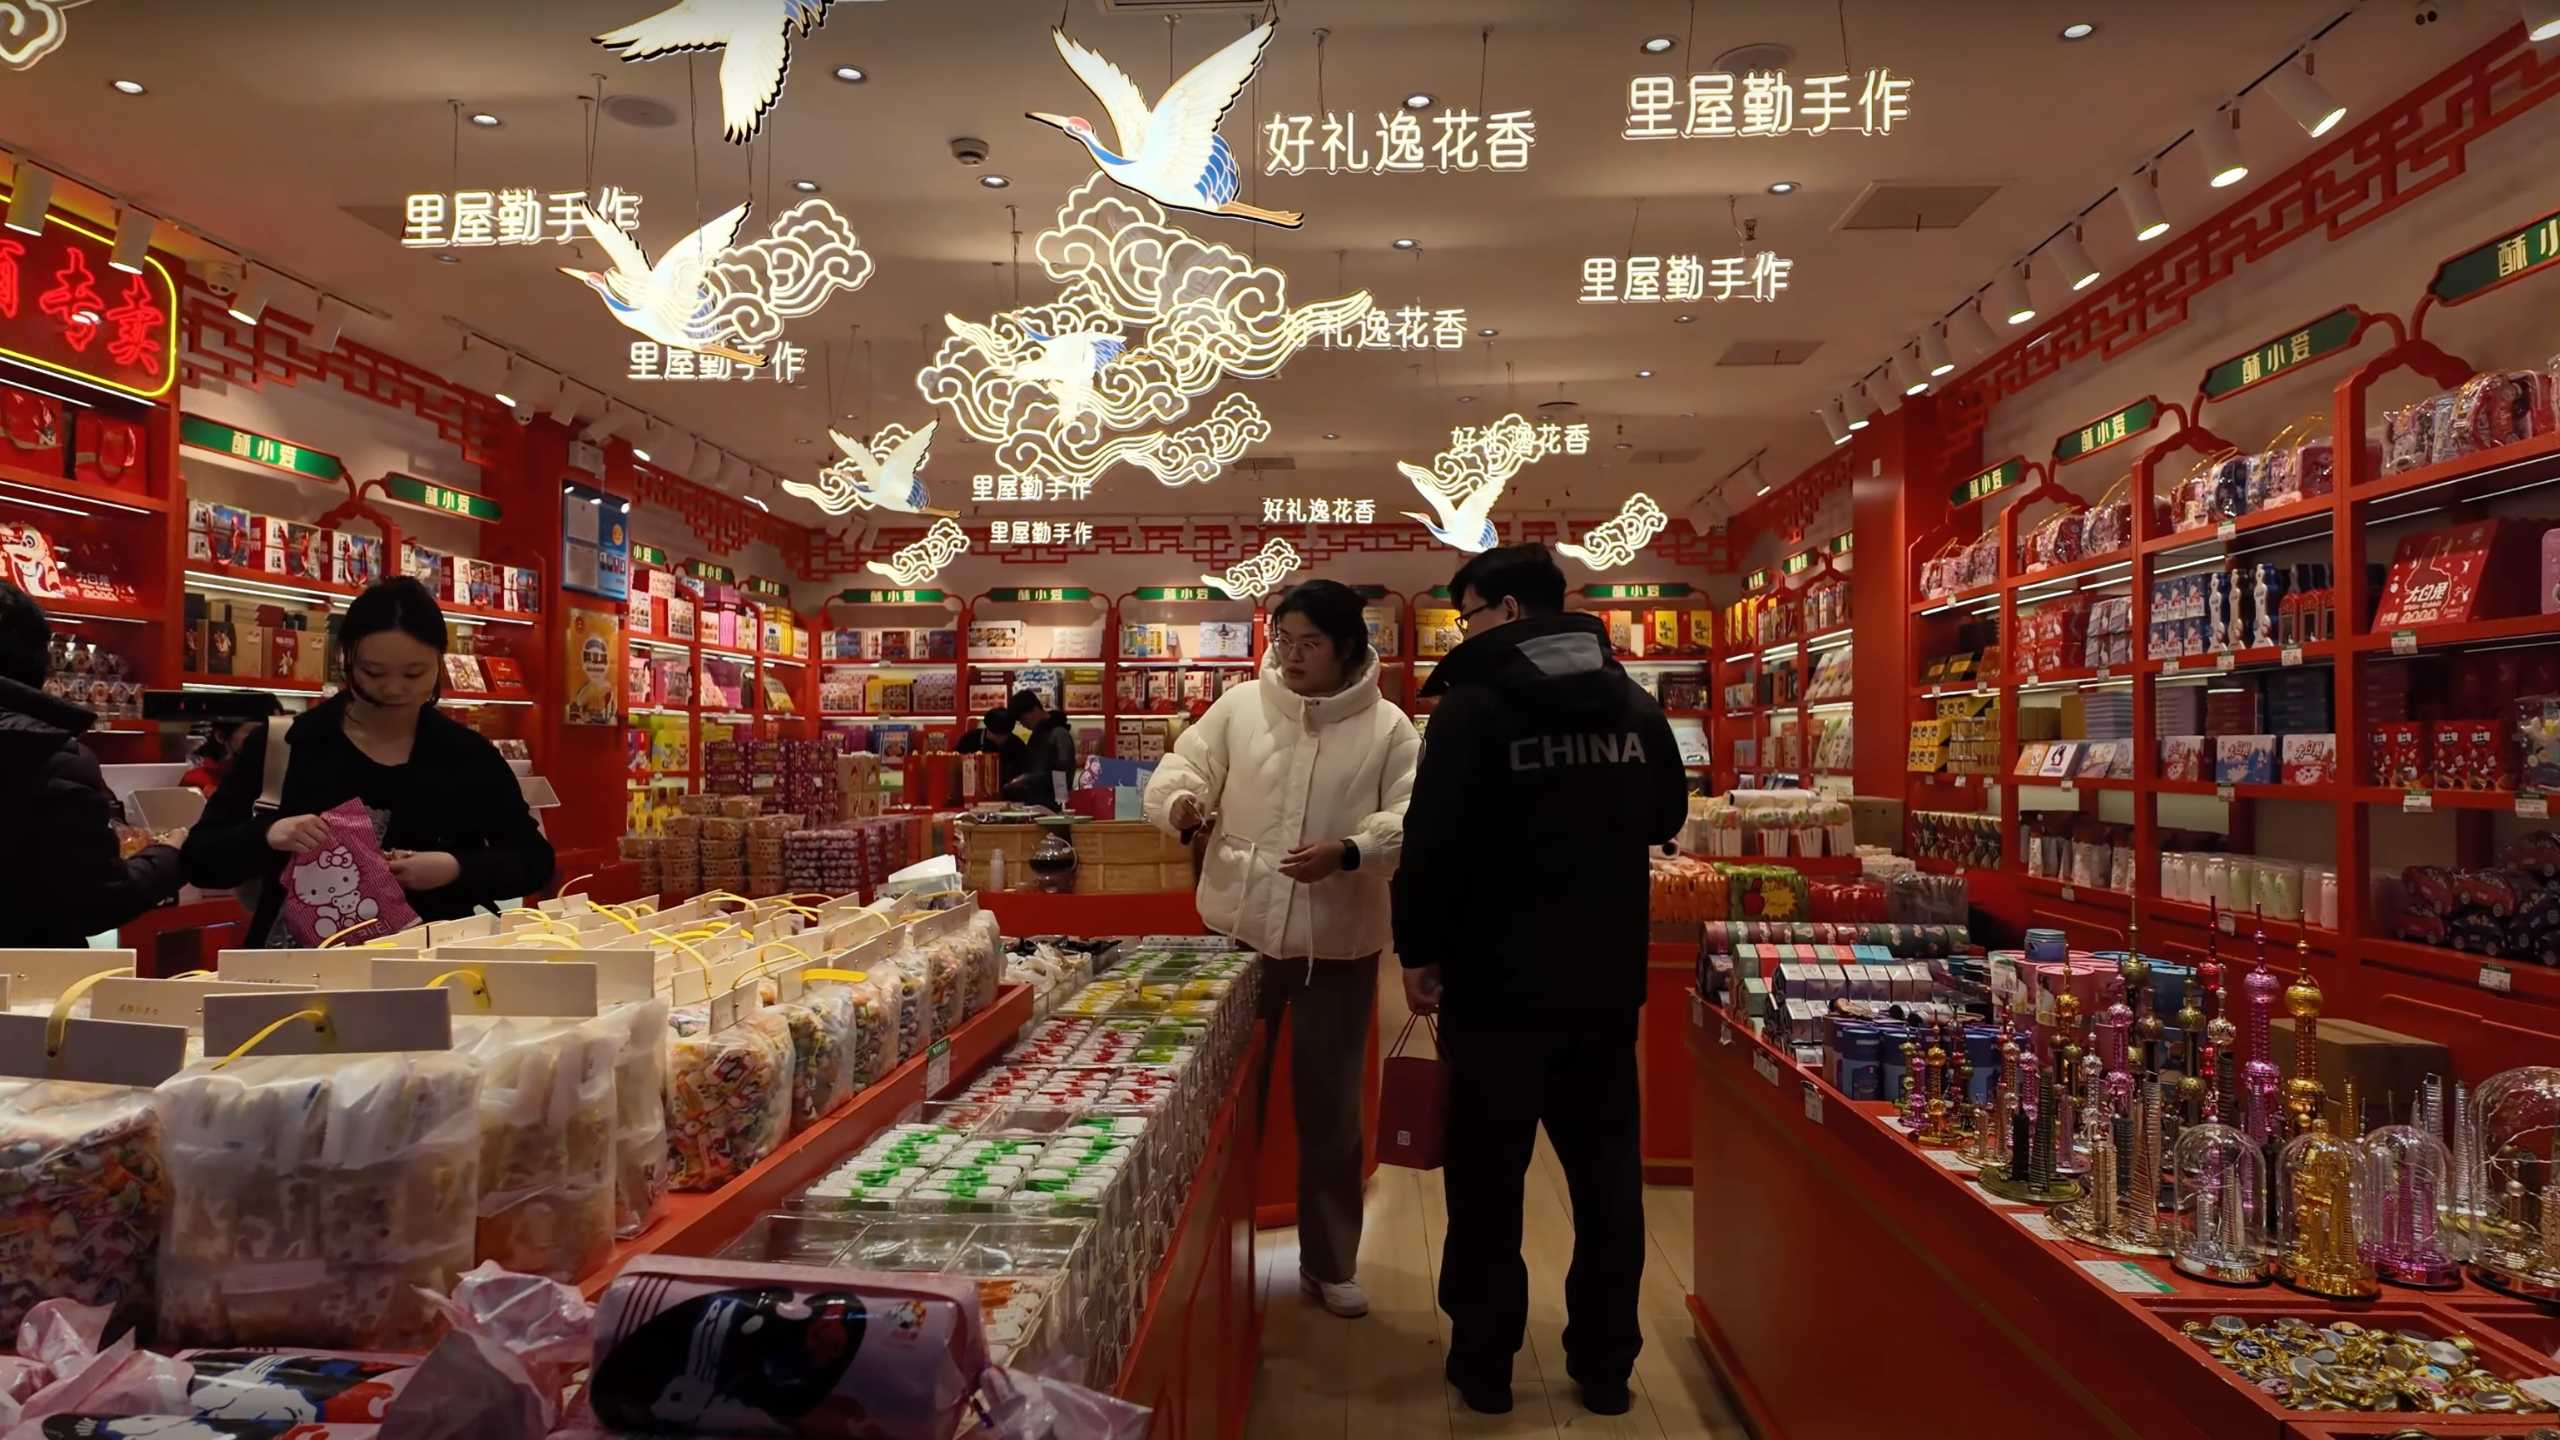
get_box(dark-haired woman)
[1140,578,1418,1319]
[184,576,555,944]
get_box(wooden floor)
[1241,964,1747,1438]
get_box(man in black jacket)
[955,706,1029,785]
[1392,544,1690,1418]
[0,581,186,946]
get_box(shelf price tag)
[1719,1018,1734,1047]
[2060,885,2077,903]
[926,1038,953,1094]
[2216,520,2238,541]
[2079,1259,2176,1295]
[2093,667,2110,681]
[1690,992,1706,1030]
[2479,964,2513,995]
[2163,659,2182,675]
[2217,911,2238,936]
[2405,789,2435,814]
[2391,630,2419,656]
[2023,673,2040,688]
[2215,652,2236,672]
[1801,1082,1825,1125]
[2521,793,2551,820]
[2517,1376,2560,1409]
[1752,1053,1780,1086]
[2216,784,2236,802]
[2281,645,2304,667]
[2060,778,2076,792]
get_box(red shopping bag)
[1375,1016,1448,1171]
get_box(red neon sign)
[0,193,177,400]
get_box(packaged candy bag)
[664,1003,793,1192]
[278,799,420,946]
[603,997,671,1240]
[765,980,860,1130]
[0,1084,168,1340]
[455,1015,619,1283]
[843,974,892,1090]
[155,1052,482,1351]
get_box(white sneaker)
[1300,1271,1369,1318]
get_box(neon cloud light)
[1558,492,1670,570]
[0,0,84,71]
[1398,414,1545,555]
[783,420,949,517]
[918,174,1370,499]
[594,0,835,143]
[560,197,872,372]
[1031,23,1301,228]
[1204,537,1302,600]
[864,516,971,587]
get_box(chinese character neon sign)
[629,339,808,384]
[987,519,1096,548]
[1263,107,1536,174]
[403,188,643,248]
[0,191,176,400]
[1451,421,1589,457]
[1622,69,1911,140]
[1579,252,1791,304]
[1261,497,1378,525]
[1321,305,1470,351]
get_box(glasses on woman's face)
[1268,628,1329,660]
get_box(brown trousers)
[1257,953,1378,1284]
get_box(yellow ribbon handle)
[556,872,595,901]
[319,918,380,948]
[165,969,215,980]
[804,968,870,986]
[651,933,717,997]
[737,940,816,988]
[424,967,492,1012]
[43,966,135,1061]
[213,1006,333,1069]
[590,903,644,934]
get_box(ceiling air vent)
[1716,340,1822,367]
[1232,455,1296,473]
[1836,181,2002,232]
[1632,448,1705,466]
[1708,43,1796,74]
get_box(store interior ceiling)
[0,0,2518,530]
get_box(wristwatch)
[1340,838,1362,871]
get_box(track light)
[2200,108,2248,188]
[2120,166,2171,242]
[2264,59,2346,138]
[307,297,349,352]
[1842,389,1872,432]
[1956,301,1998,355]
[489,353,519,409]
[547,380,584,427]
[720,453,751,488]
[1919,326,1955,378]
[2051,228,2101,292]
[5,162,54,236]
[1818,400,1850,446]
[582,407,632,447]
[1994,266,2037,326]
[630,423,658,464]
[226,266,273,326]
[1894,350,1929,396]
[2531,0,2560,42]
[108,208,153,273]
[1867,377,1901,416]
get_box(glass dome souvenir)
[2360,1124,2462,1288]
[2172,1122,2269,1285]
[2469,1065,2560,1300]
[2275,1100,2379,1299]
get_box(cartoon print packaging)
[277,801,418,947]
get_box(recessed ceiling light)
[436,253,460,265]
[1402,92,1434,110]
[1767,180,1799,195]
[2059,22,2097,40]
[833,65,866,82]
[978,174,1011,189]
[795,436,813,445]
[1391,237,1418,250]
[468,111,502,127]
[108,79,145,95]
[1641,35,1677,53]
[792,179,820,192]
[1322,432,1340,440]
[1635,369,1655,378]
[1613,440,1634,450]
[1476,326,1498,337]
[1674,313,1697,324]
[1455,394,1476,403]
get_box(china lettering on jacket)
[1508,729,1650,772]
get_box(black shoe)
[1578,1378,1632,1416]
[1445,1358,1512,1415]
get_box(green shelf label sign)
[1781,551,1815,576]
[383,473,501,522]
[631,543,669,568]
[681,559,736,585]
[1582,582,1690,600]
[2200,308,2361,399]
[1823,532,1853,555]
[986,586,1091,603]
[1136,585,1221,601]
[1743,570,1770,593]
[180,416,344,483]
[2052,399,2159,465]
[1951,458,2022,508]
[838,587,943,604]
[2431,210,2560,306]
[743,576,789,600]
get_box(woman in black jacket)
[0,581,185,946]
[1000,689,1078,810]
[184,577,554,943]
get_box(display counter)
[1685,998,2560,1440]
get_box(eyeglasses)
[1268,630,1329,658]
[1458,600,1506,631]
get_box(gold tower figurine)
[2277,1088,2380,1299]
[2282,963,2326,1141]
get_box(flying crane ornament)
[940,317,1127,427]
[783,420,951,517]
[1204,537,1302,601]
[1029,23,1302,228]
[1399,414,1545,554]
[594,0,836,144]
[1559,493,1671,570]
[560,196,871,369]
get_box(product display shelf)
[2345,784,2539,811]
[183,557,540,629]
[579,981,1036,1297]
[814,589,967,776]
[0,457,169,515]
[2143,638,2343,675]
[2346,610,2560,652]
[1106,587,1262,755]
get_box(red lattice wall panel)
[179,282,506,465]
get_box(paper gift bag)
[276,798,421,946]
[1376,1016,1448,1171]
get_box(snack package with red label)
[70,412,143,492]
[2504,830,2560,881]
[2370,722,2428,787]
[2452,370,2556,454]
[2401,866,2461,917]
[0,386,64,478]
[2454,868,2532,918]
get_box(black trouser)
[1438,1007,1645,1386]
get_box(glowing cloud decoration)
[561,197,871,369]
[1204,537,1302,600]
[0,0,85,71]
[1398,414,1544,554]
[865,516,971,587]
[1029,24,1303,228]
[919,174,1369,499]
[594,0,834,143]
[784,419,949,517]
[1558,493,1670,570]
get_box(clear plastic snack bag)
[664,1003,794,1192]
[604,996,671,1240]
[456,1014,620,1282]
[0,1084,168,1339]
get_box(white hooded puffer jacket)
[1141,645,1420,960]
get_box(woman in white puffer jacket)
[1141,578,1418,1319]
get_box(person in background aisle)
[0,580,187,946]
[184,576,555,944]
[1391,544,1689,1418]
[1000,688,1078,809]
[180,720,258,796]
[1142,578,1419,1320]
[955,704,1029,785]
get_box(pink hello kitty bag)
[277,798,419,946]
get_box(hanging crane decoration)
[1029,23,1302,228]
[1399,414,1545,554]
[559,202,770,368]
[940,317,1127,427]
[783,420,952,517]
[560,197,871,367]
[594,0,837,144]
